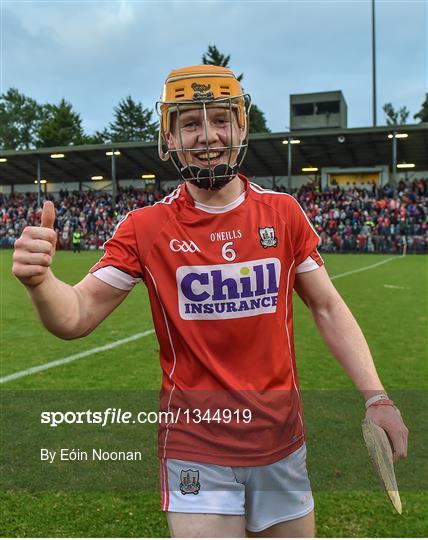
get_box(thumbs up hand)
[12,201,58,287]
[40,200,56,229]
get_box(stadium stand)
[1,180,426,254]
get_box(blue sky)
[1,0,426,134]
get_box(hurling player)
[12,65,408,538]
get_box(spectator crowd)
[1,179,427,254]
[0,187,171,251]
[295,178,426,254]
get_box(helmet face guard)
[156,65,251,190]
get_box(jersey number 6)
[222,242,237,262]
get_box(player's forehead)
[178,106,231,120]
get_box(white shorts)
[160,443,314,533]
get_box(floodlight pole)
[287,137,292,193]
[111,151,117,201]
[372,0,377,126]
[391,131,397,195]
[37,159,42,207]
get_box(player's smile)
[191,149,226,168]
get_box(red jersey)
[90,176,323,466]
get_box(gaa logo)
[170,239,201,253]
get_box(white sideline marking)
[0,329,155,384]
[330,256,399,281]
[1,256,402,384]
[384,284,408,290]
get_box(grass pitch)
[1,250,427,537]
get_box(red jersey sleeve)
[288,196,321,268]
[89,212,143,291]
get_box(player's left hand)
[365,405,409,463]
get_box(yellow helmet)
[156,64,251,190]
[159,65,247,134]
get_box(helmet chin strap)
[181,163,238,191]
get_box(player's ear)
[238,122,247,144]
[165,131,174,149]
[165,112,178,150]
[233,109,246,142]
[240,124,247,141]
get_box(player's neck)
[185,175,244,207]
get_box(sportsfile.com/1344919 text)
[40,407,253,427]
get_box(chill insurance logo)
[176,258,281,320]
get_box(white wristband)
[365,393,389,408]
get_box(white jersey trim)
[98,211,132,265]
[194,191,246,214]
[145,265,178,463]
[92,265,141,290]
[295,255,322,274]
[156,186,181,206]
